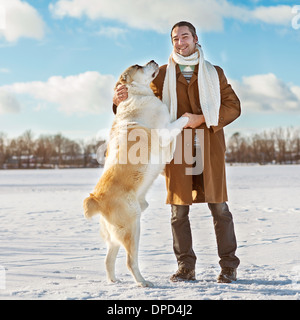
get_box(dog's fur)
[83,60,188,287]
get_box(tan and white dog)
[83,60,188,287]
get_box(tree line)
[0,130,105,169]
[226,127,300,165]
[0,127,300,169]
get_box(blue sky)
[0,0,300,141]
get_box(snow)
[0,165,300,300]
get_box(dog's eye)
[152,72,156,78]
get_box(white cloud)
[251,5,293,26]
[230,73,300,113]
[291,85,300,101]
[1,71,116,115]
[0,88,21,114]
[0,5,5,30]
[49,0,294,33]
[49,0,226,32]
[0,0,45,42]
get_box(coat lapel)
[176,64,188,86]
[189,64,199,87]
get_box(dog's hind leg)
[123,217,154,287]
[105,241,120,283]
[100,217,121,283]
[101,218,120,283]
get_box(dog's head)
[115,60,159,88]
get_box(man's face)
[171,26,198,57]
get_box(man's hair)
[171,21,197,40]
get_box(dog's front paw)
[179,116,189,127]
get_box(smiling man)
[113,21,241,284]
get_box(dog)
[83,60,188,287]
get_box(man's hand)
[113,84,128,106]
[182,113,205,128]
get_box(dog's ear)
[119,72,130,85]
[118,65,140,85]
[115,71,130,88]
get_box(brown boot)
[170,267,196,282]
[217,267,237,283]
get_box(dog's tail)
[83,193,102,219]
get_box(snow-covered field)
[0,165,300,300]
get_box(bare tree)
[22,130,35,168]
[0,132,7,168]
[35,135,54,167]
[274,128,288,164]
[292,128,300,163]
[52,133,64,167]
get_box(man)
[113,21,241,283]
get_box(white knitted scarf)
[162,44,220,128]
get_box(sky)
[0,0,300,142]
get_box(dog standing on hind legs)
[83,60,188,287]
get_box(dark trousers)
[171,203,240,270]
